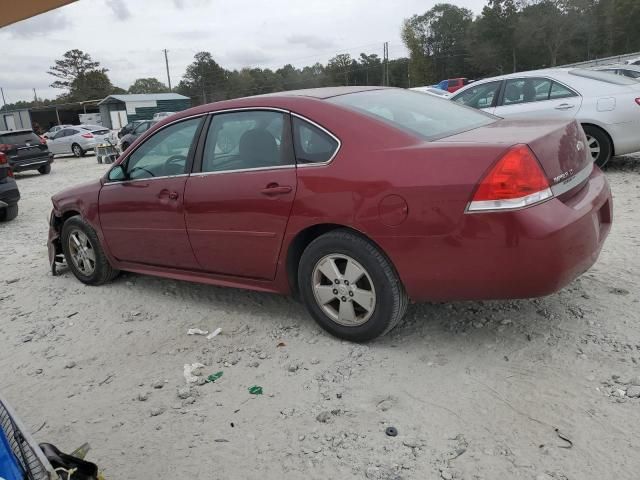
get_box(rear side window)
[549,81,577,99]
[502,78,552,105]
[0,131,41,145]
[452,81,502,109]
[292,117,339,164]
[329,89,496,141]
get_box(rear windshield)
[327,89,496,140]
[0,131,41,145]
[569,69,638,85]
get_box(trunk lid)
[437,118,592,198]
[0,130,49,163]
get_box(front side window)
[201,110,293,173]
[451,81,502,109]
[124,117,201,180]
[292,117,339,164]
[330,89,496,140]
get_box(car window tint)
[202,110,292,173]
[502,78,552,105]
[125,118,201,180]
[330,89,496,140]
[549,81,577,99]
[292,117,339,164]
[451,81,501,109]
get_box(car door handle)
[158,189,179,200]
[260,184,292,196]
[555,103,575,110]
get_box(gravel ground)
[1,153,639,479]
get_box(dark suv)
[0,129,53,174]
[0,152,20,221]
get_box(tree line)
[1,0,637,112]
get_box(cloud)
[287,34,336,50]
[224,49,274,68]
[4,10,70,38]
[106,0,132,20]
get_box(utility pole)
[163,49,172,91]
[0,87,6,109]
[33,88,38,102]
[383,42,390,87]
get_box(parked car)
[152,112,176,121]
[119,120,157,151]
[591,64,640,80]
[42,124,72,139]
[410,86,452,98]
[0,129,53,174]
[625,56,640,66]
[0,152,20,221]
[48,86,612,342]
[46,125,112,157]
[117,120,145,139]
[450,68,640,167]
[436,78,472,93]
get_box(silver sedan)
[46,125,112,157]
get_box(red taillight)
[635,98,640,106]
[81,133,94,138]
[0,152,7,164]
[468,144,552,212]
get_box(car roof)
[592,64,640,72]
[258,85,389,99]
[453,67,638,96]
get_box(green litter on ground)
[206,371,223,383]
[248,385,263,395]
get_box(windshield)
[327,89,496,140]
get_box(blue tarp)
[0,427,23,480]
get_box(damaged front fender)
[48,211,65,276]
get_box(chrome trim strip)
[550,161,593,197]
[210,106,290,115]
[103,173,189,185]
[190,165,296,177]
[466,188,553,213]
[291,112,342,167]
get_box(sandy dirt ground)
[1,152,639,480]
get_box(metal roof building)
[98,93,191,129]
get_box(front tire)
[72,143,85,158]
[0,204,18,222]
[582,125,612,168]
[298,229,408,342]
[38,164,51,174]
[61,215,118,285]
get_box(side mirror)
[107,164,126,182]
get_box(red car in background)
[437,78,472,93]
[48,87,612,342]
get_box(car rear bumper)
[10,155,53,172]
[0,178,20,206]
[381,167,612,302]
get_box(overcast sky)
[1,0,486,104]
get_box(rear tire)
[61,215,119,285]
[0,204,18,222]
[38,164,51,174]
[298,229,408,342]
[72,143,85,158]
[582,125,612,168]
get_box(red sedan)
[48,87,612,342]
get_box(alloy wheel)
[73,145,82,157]
[311,254,376,326]
[68,229,96,276]
[585,134,600,161]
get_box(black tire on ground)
[38,163,51,174]
[582,125,612,168]
[71,143,85,158]
[61,215,119,285]
[298,229,408,342]
[0,204,18,222]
